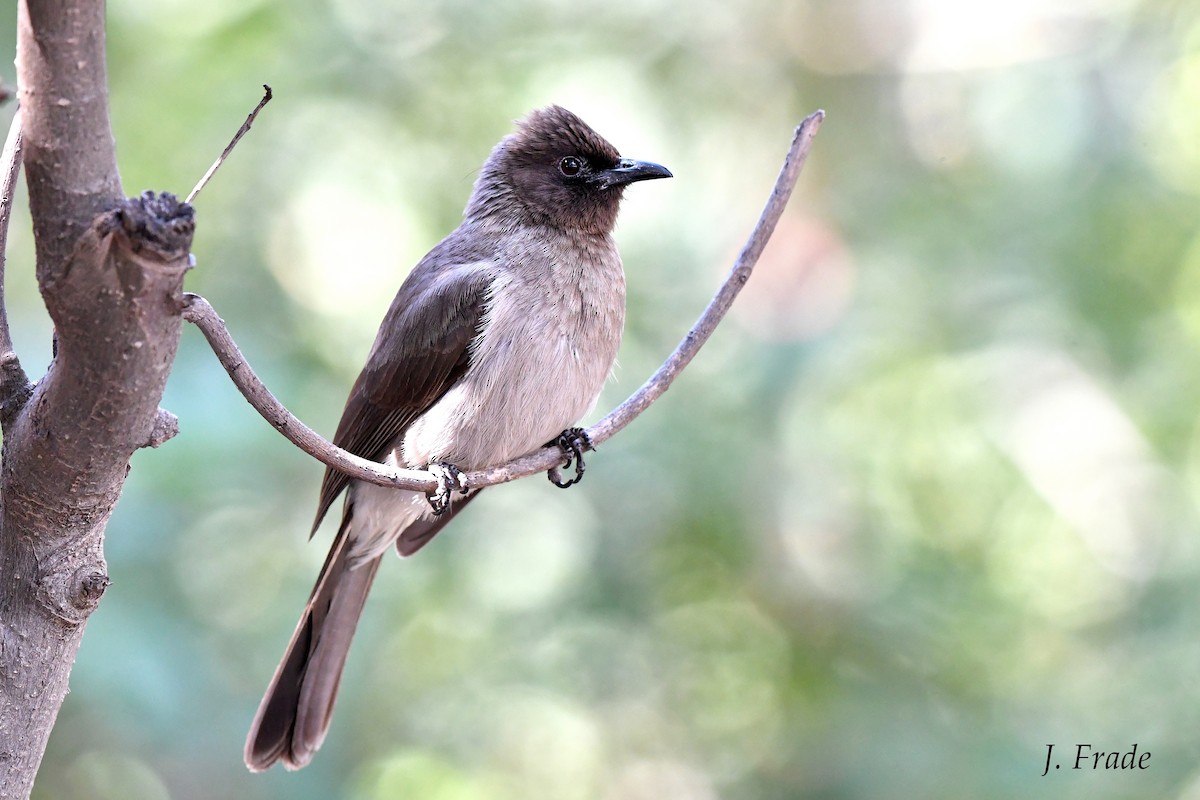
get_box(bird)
[245,105,671,771]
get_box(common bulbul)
[245,105,671,770]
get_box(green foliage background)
[4,1,1200,798]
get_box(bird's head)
[468,105,671,235]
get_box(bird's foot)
[547,427,593,488]
[427,461,469,516]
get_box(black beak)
[593,158,673,190]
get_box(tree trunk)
[0,3,194,797]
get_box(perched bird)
[245,105,671,771]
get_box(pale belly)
[347,298,618,564]
[401,311,617,469]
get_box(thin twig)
[0,109,23,356]
[186,84,273,205]
[183,110,825,493]
[0,108,30,421]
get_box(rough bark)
[0,2,195,798]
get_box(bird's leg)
[547,427,593,488]
[427,461,469,515]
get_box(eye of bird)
[558,155,584,177]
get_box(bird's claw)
[427,461,468,515]
[548,427,593,488]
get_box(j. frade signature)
[1041,744,1150,776]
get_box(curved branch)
[181,294,441,493]
[472,110,826,485]
[184,110,825,493]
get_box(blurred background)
[2,0,1199,797]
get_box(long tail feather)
[245,521,382,771]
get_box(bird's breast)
[402,235,626,469]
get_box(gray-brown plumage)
[245,106,670,771]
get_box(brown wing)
[311,248,495,534]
